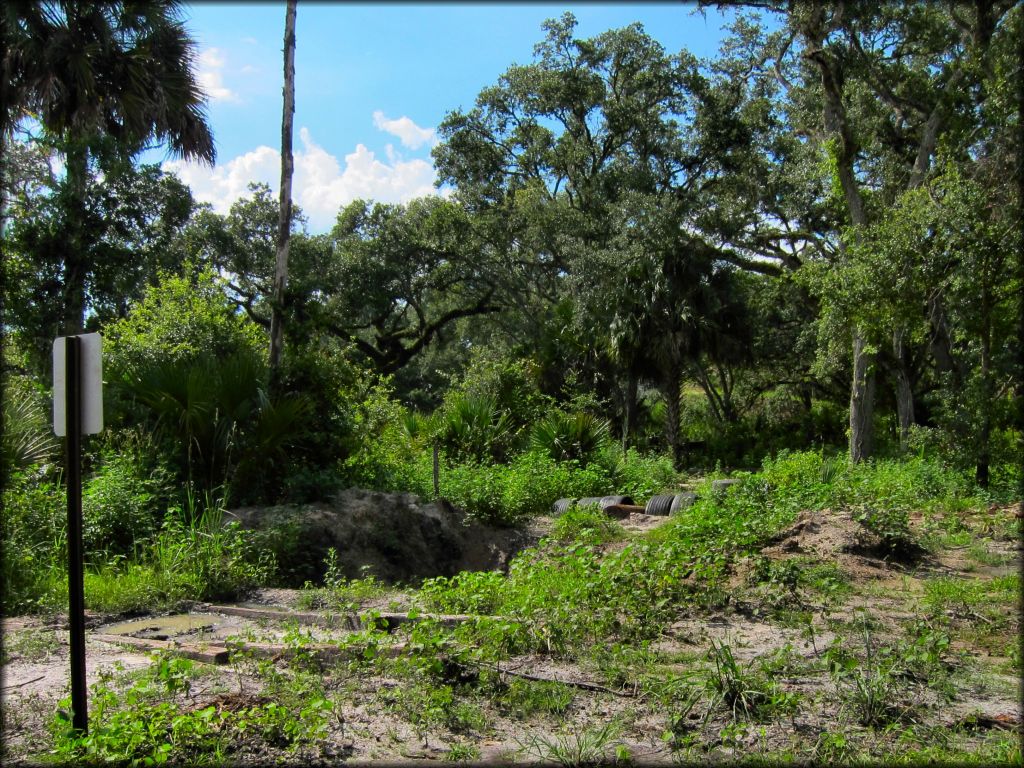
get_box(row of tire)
[551,492,697,517]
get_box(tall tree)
[1,0,215,334]
[782,3,1015,460]
[435,14,784,460]
[269,0,297,384]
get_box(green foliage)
[598,447,680,500]
[339,380,426,493]
[49,655,333,764]
[519,720,624,766]
[1,376,59,477]
[117,347,311,503]
[439,451,610,525]
[104,265,263,376]
[82,449,169,557]
[1,472,67,613]
[851,504,919,557]
[436,392,515,464]
[825,612,910,727]
[703,640,798,721]
[420,570,507,615]
[758,449,980,520]
[495,678,574,718]
[550,505,626,546]
[529,410,610,466]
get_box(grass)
[12,451,1023,765]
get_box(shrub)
[529,410,610,466]
[551,505,626,546]
[1,473,66,613]
[436,392,515,464]
[83,450,169,557]
[439,451,610,525]
[1,376,59,478]
[599,446,679,500]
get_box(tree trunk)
[803,13,876,463]
[662,361,683,470]
[975,285,992,488]
[849,329,876,463]
[269,0,297,384]
[622,368,639,453]
[893,325,915,452]
[63,142,89,335]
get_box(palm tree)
[2,0,215,334]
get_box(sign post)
[53,333,103,735]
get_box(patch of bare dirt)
[2,502,1020,765]
[229,489,545,585]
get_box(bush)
[551,505,626,546]
[83,450,170,557]
[1,473,67,613]
[435,392,516,464]
[599,447,679,500]
[103,265,264,376]
[439,451,610,525]
[529,410,610,466]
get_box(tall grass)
[2,482,273,615]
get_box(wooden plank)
[226,640,407,662]
[198,604,475,632]
[93,633,230,665]
[196,604,361,630]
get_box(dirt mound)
[228,489,543,585]
[760,508,864,560]
[756,507,923,581]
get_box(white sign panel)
[53,333,104,436]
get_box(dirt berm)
[228,489,544,586]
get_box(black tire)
[599,495,634,509]
[669,492,697,514]
[645,494,675,516]
[551,498,576,515]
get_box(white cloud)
[197,48,240,103]
[372,110,437,150]
[163,127,440,232]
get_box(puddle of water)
[103,614,213,638]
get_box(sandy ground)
[2,505,1020,764]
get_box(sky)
[152,2,754,233]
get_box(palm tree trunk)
[269,0,297,384]
[63,142,89,335]
[622,367,638,452]
[662,361,683,470]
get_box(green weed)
[519,721,623,766]
[496,678,574,718]
[703,639,798,721]
[551,505,627,546]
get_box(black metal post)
[65,336,88,734]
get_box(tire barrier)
[644,494,676,516]
[599,495,634,509]
[645,493,698,516]
[711,479,741,494]
[673,492,697,511]
[551,498,576,515]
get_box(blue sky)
[155,2,754,232]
